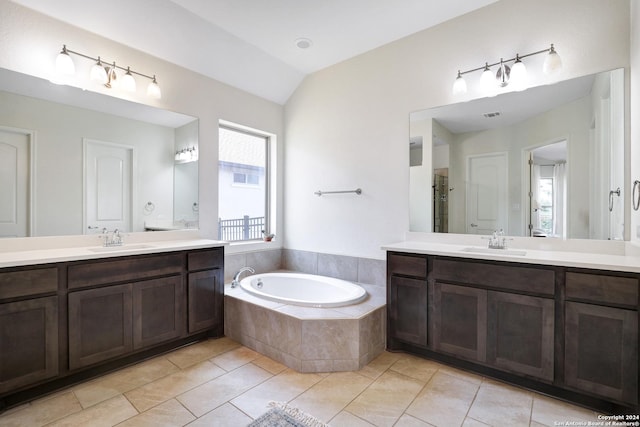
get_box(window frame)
[218,123,272,241]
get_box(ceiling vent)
[483,111,501,118]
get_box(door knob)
[470,223,478,227]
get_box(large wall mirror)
[0,68,199,238]
[410,68,625,240]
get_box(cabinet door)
[133,276,185,350]
[0,296,58,393]
[431,282,486,362]
[188,269,223,334]
[487,291,554,381]
[565,302,638,404]
[68,284,133,370]
[388,275,427,347]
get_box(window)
[233,172,259,185]
[218,125,270,241]
[537,177,553,235]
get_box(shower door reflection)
[433,169,449,233]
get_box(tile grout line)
[461,375,486,426]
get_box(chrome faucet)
[488,229,507,249]
[231,267,255,288]
[100,228,124,247]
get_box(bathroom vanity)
[384,240,640,414]
[0,239,225,410]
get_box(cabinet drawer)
[388,253,427,278]
[188,248,223,271]
[432,258,555,296]
[566,271,638,306]
[68,253,184,289]
[0,267,58,300]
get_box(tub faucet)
[231,267,255,288]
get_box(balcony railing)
[218,215,265,241]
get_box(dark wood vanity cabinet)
[430,282,487,362]
[0,246,224,409]
[486,291,554,381]
[429,257,556,381]
[133,276,185,350]
[0,267,59,395]
[68,275,186,370]
[68,283,133,369]
[387,254,428,348]
[187,249,224,336]
[564,271,639,405]
[387,251,640,413]
[67,252,187,370]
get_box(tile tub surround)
[224,248,386,286]
[224,281,386,373]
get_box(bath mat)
[247,401,328,427]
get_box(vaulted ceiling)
[9,0,497,104]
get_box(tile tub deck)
[224,279,386,373]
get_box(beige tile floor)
[0,337,603,427]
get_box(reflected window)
[218,125,269,241]
[537,178,554,235]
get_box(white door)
[467,153,508,235]
[0,128,31,238]
[84,139,133,234]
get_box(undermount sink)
[460,247,527,256]
[87,244,156,253]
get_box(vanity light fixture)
[89,56,108,84]
[55,45,75,75]
[54,45,162,99]
[175,146,198,163]
[120,67,137,93]
[452,44,562,95]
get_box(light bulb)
[121,67,137,92]
[480,63,494,92]
[147,76,162,99]
[90,57,108,84]
[56,45,75,75]
[510,55,528,90]
[452,71,467,95]
[543,44,562,75]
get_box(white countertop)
[0,238,227,269]
[382,240,640,274]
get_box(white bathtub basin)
[87,244,156,253]
[461,247,527,256]
[239,272,367,308]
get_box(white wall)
[0,0,284,245]
[284,0,631,259]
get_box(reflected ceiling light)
[452,44,561,95]
[53,45,161,99]
[175,146,198,163]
